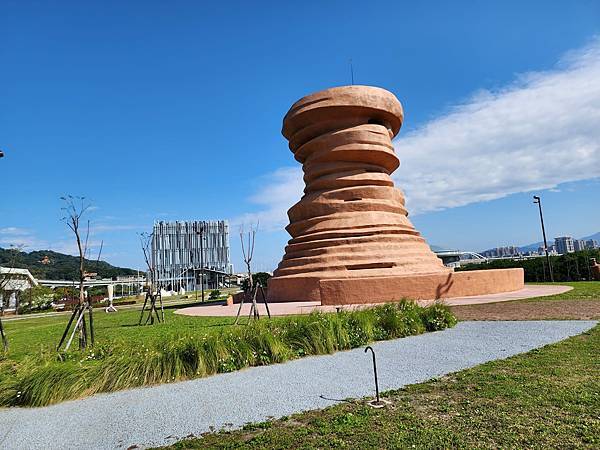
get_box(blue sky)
[1,1,599,272]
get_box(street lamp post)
[196,222,206,302]
[533,195,554,282]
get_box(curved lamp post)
[533,195,554,282]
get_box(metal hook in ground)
[364,346,390,408]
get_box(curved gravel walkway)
[0,320,595,449]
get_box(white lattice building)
[151,220,232,292]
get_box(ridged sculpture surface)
[267,85,523,304]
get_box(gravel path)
[0,320,595,449]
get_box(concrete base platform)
[267,268,524,305]
[176,284,572,317]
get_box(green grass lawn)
[0,300,456,407]
[4,282,596,362]
[170,322,600,449]
[525,281,600,301]
[1,305,233,361]
[2,281,597,412]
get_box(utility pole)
[533,195,554,282]
[197,222,206,302]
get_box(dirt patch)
[451,299,600,321]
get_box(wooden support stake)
[57,305,80,350]
[259,286,271,319]
[138,291,150,325]
[0,316,8,351]
[88,303,95,346]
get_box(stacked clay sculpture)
[267,86,523,304]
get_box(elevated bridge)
[38,277,146,289]
[434,251,488,268]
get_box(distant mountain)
[518,241,544,252]
[429,244,449,252]
[0,248,138,280]
[581,232,600,241]
[482,231,600,254]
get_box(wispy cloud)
[238,38,600,228]
[0,227,30,236]
[0,224,129,258]
[231,167,304,231]
[91,224,144,233]
[395,37,600,214]
[0,227,44,249]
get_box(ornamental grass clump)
[0,301,456,407]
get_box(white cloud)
[1,224,111,257]
[240,38,600,228]
[231,167,303,231]
[394,37,600,214]
[91,224,143,233]
[0,227,30,236]
[0,227,43,249]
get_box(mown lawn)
[4,282,596,361]
[169,322,600,449]
[524,281,600,301]
[1,304,234,361]
[0,301,456,407]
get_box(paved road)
[0,320,595,449]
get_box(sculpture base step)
[267,268,524,305]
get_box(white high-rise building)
[554,236,575,255]
[573,239,587,252]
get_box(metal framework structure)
[151,220,231,292]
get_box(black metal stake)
[364,346,380,404]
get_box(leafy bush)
[241,272,271,291]
[17,286,54,314]
[208,290,221,300]
[0,301,457,407]
[420,302,458,331]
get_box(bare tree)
[234,222,270,324]
[57,196,96,351]
[138,232,164,325]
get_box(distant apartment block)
[586,239,599,249]
[536,244,558,256]
[554,236,575,255]
[573,239,587,252]
[481,246,521,258]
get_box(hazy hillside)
[582,232,600,241]
[0,248,138,280]
[482,231,599,254]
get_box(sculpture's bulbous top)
[282,85,404,148]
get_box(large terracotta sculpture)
[267,86,523,304]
